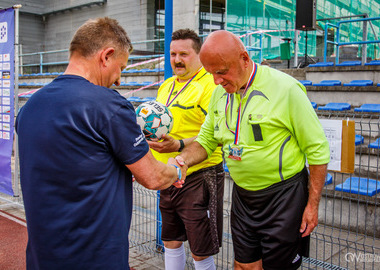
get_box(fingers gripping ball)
[135,101,174,140]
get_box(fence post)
[39,52,43,74]
[362,20,367,65]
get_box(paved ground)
[0,194,166,270]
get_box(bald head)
[199,30,253,94]
[200,30,246,60]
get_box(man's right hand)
[148,134,180,153]
[168,157,187,188]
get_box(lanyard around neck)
[225,62,257,145]
[165,70,201,107]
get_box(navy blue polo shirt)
[16,75,149,269]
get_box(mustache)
[175,63,185,68]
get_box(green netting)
[226,0,380,62]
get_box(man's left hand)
[300,203,318,237]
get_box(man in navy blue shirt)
[16,17,185,270]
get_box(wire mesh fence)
[130,110,380,269]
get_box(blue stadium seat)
[141,97,156,102]
[124,69,139,73]
[355,134,364,146]
[142,81,153,86]
[343,80,373,86]
[299,80,312,86]
[317,103,351,111]
[368,138,380,149]
[336,60,361,66]
[308,62,334,67]
[354,104,380,113]
[125,81,139,86]
[325,173,333,186]
[364,60,380,66]
[223,163,229,173]
[335,177,380,196]
[311,102,317,109]
[139,68,155,73]
[313,80,342,86]
[127,96,142,102]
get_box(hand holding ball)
[136,101,174,140]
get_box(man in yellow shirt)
[148,29,224,270]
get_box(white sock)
[193,256,216,270]
[164,243,186,270]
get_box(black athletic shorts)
[159,163,224,256]
[231,167,310,270]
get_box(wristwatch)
[178,139,185,152]
[171,164,182,180]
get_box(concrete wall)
[173,0,199,32]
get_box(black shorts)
[159,163,224,256]
[231,168,309,270]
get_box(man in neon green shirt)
[175,30,330,270]
[148,29,223,270]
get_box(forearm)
[307,164,328,209]
[299,163,328,236]
[127,151,180,190]
[177,141,208,167]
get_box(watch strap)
[178,139,185,152]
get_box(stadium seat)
[354,104,380,113]
[124,69,139,73]
[125,81,140,86]
[139,68,155,73]
[141,97,156,102]
[308,62,334,67]
[336,60,362,66]
[355,134,364,146]
[311,102,317,109]
[325,173,333,186]
[313,80,342,86]
[335,177,380,196]
[299,80,312,86]
[343,80,373,86]
[142,81,153,86]
[127,96,142,102]
[317,102,351,111]
[368,138,380,149]
[223,163,229,173]
[364,60,380,66]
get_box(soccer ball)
[135,101,174,140]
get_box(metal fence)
[130,110,380,270]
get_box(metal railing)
[18,30,271,75]
[323,17,380,64]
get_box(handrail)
[323,16,380,64]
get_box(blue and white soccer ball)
[136,101,174,140]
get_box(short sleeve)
[102,102,149,165]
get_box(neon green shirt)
[152,67,223,175]
[196,65,330,191]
